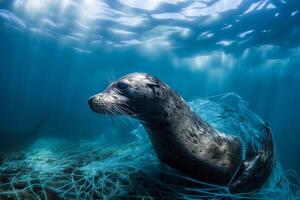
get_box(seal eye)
[116,82,129,91]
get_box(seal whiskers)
[89,73,274,193]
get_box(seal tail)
[228,123,274,193]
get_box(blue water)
[0,0,300,199]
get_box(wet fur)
[89,73,274,193]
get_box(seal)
[88,73,274,193]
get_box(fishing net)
[0,93,299,199]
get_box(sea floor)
[0,93,299,199]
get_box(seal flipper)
[228,125,274,193]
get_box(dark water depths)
[0,0,300,198]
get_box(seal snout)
[88,95,101,112]
[88,93,112,114]
[88,97,94,108]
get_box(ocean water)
[0,0,300,199]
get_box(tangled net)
[0,93,299,199]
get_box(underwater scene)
[0,0,300,199]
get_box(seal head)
[89,73,170,119]
[89,73,274,193]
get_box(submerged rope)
[0,93,299,199]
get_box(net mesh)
[0,93,299,199]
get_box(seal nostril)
[88,97,93,107]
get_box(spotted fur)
[89,73,274,193]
